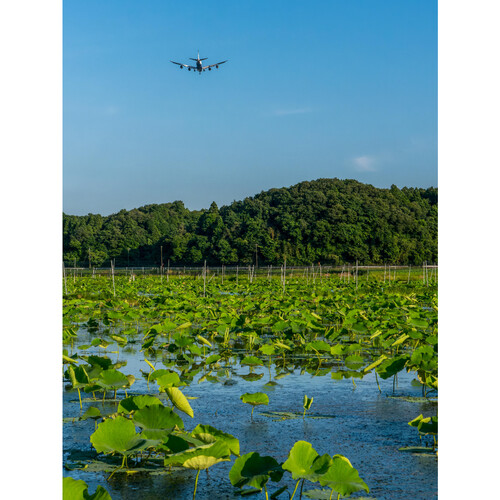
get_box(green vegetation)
[63,178,437,266]
[63,272,437,498]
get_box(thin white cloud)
[272,107,312,116]
[352,155,377,172]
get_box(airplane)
[170,50,228,74]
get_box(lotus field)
[63,271,437,499]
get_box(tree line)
[63,178,437,267]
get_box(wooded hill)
[63,178,437,267]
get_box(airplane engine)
[216,65,219,69]
[188,68,191,71]
[208,67,211,71]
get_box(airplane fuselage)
[171,52,227,73]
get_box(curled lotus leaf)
[164,440,231,470]
[196,335,212,347]
[165,387,194,418]
[68,365,89,389]
[303,395,314,411]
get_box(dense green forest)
[63,178,437,267]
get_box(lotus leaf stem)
[264,484,268,500]
[290,479,301,500]
[192,469,201,500]
[77,388,82,410]
[108,455,126,481]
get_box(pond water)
[63,335,437,500]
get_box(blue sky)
[64,0,437,215]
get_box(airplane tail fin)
[190,50,207,61]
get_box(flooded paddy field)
[63,275,437,499]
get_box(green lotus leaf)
[87,486,113,500]
[318,456,369,497]
[190,424,240,456]
[363,355,387,373]
[117,395,163,414]
[376,355,409,380]
[240,392,269,407]
[351,322,368,334]
[165,387,194,418]
[97,369,130,390]
[306,341,331,353]
[63,477,87,500]
[303,395,314,411]
[409,317,428,329]
[85,355,113,371]
[241,356,264,366]
[205,354,221,364]
[110,334,127,345]
[344,355,365,370]
[133,405,184,440]
[229,452,283,490]
[196,335,212,347]
[68,365,90,389]
[274,341,291,351]
[156,372,181,389]
[282,441,330,481]
[158,434,192,454]
[426,334,438,345]
[408,414,424,428]
[149,369,172,381]
[303,489,336,500]
[188,344,203,356]
[164,440,231,470]
[240,373,264,382]
[417,416,438,435]
[63,354,79,365]
[63,479,112,500]
[259,344,276,356]
[80,406,101,421]
[330,345,345,356]
[391,333,410,347]
[90,415,153,456]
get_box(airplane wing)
[170,61,196,69]
[202,60,228,70]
